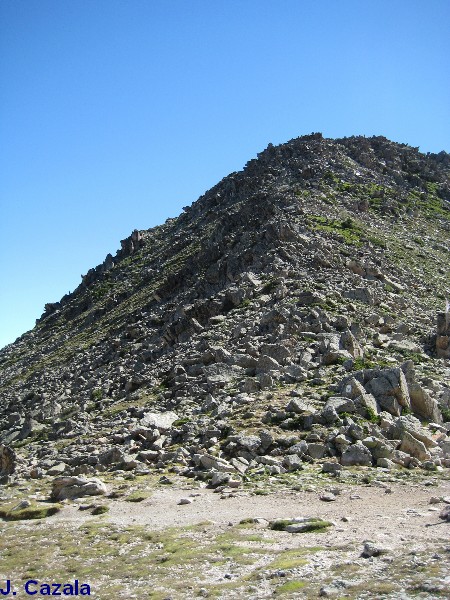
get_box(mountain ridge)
[1,132,449,482]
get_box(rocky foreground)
[0,471,449,599]
[0,133,449,597]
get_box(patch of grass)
[124,491,151,503]
[270,518,333,533]
[90,388,103,401]
[365,406,381,424]
[268,550,309,570]
[441,407,450,422]
[275,580,306,594]
[261,278,279,294]
[172,418,190,426]
[352,357,377,370]
[0,503,61,521]
[396,349,425,364]
[271,519,295,531]
[91,505,109,515]
[307,214,364,246]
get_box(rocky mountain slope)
[1,133,450,483]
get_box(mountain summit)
[1,133,450,480]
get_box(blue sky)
[1,0,449,349]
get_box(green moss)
[172,418,190,426]
[261,278,279,293]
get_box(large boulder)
[0,445,16,477]
[341,442,372,466]
[388,415,437,448]
[51,476,107,500]
[436,312,450,358]
[98,446,126,466]
[341,377,379,417]
[340,330,364,359]
[365,368,411,416]
[399,431,431,461]
[408,383,442,423]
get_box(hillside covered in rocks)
[1,133,450,484]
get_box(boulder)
[340,330,364,359]
[324,397,356,414]
[260,343,292,365]
[286,440,308,456]
[436,312,450,358]
[341,442,372,466]
[0,445,16,476]
[343,287,374,305]
[140,411,179,431]
[98,447,126,466]
[362,437,396,461]
[408,383,442,423]
[230,432,261,453]
[341,377,379,417]
[51,476,107,500]
[390,416,437,448]
[282,454,303,471]
[399,431,431,461]
[365,368,411,416]
[307,443,327,459]
[256,354,282,373]
[286,398,317,414]
[198,454,235,472]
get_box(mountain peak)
[1,134,449,486]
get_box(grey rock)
[399,431,431,461]
[307,443,327,459]
[0,445,16,476]
[341,442,372,466]
[140,411,179,431]
[210,471,230,488]
[320,492,337,502]
[282,454,303,471]
[324,397,356,414]
[286,398,316,414]
[286,440,308,455]
[391,416,437,448]
[362,540,391,557]
[51,476,107,500]
[256,354,281,373]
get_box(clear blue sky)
[1,0,449,349]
